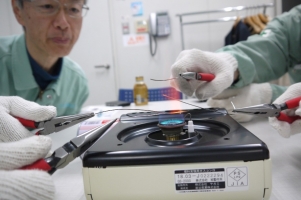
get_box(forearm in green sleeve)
[270,84,288,102]
[216,5,301,88]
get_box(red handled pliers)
[150,72,215,82]
[232,96,301,124]
[21,119,117,174]
[15,112,95,135]
[179,72,215,82]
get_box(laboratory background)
[1,0,301,200]
[0,0,290,105]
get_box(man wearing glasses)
[0,0,90,116]
[0,1,89,199]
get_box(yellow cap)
[136,76,144,81]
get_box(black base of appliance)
[83,108,269,167]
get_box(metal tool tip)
[150,78,163,81]
[230,101,236,110]
[150,77,178,81]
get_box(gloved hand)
[269,83,301,138]
[170,49,238,100]
[0,96,57,200]
[207,83,272,122]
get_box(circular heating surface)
[118,120,229,147]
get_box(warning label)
[123,34,149,47]
[174,167,248,193]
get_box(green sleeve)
[216,5,301,91]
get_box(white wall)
[68,1,117,106]
[0,0,277,105]
[0,1,22,36]
[110,0,275,90]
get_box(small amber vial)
[133,76,148,106]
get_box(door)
[68,0,117,106]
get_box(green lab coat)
[0,34,89,116]
[217,4,301,101]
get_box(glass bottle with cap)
[133,76,148,106]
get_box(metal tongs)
[21,118,117,174]
[232,96,301,124]
[150,72,215,82]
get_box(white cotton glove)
[269,83,301,138]
[170,49,238,100]
[0,96,56,142]
[0,137,54,200]
[207,83,272,122]
[0,96,57,200]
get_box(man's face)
[13,0,84,58]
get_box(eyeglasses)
[25,0,89,18]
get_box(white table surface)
[49,99,301,200]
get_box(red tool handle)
[15,117,41,135]
[277,113,301,124]
[21,159,52,171]
[198,73,215,82]
[15,117,38,128]
[277,96,301,124]
[284,96,301,109]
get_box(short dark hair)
[16,0,88,8]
